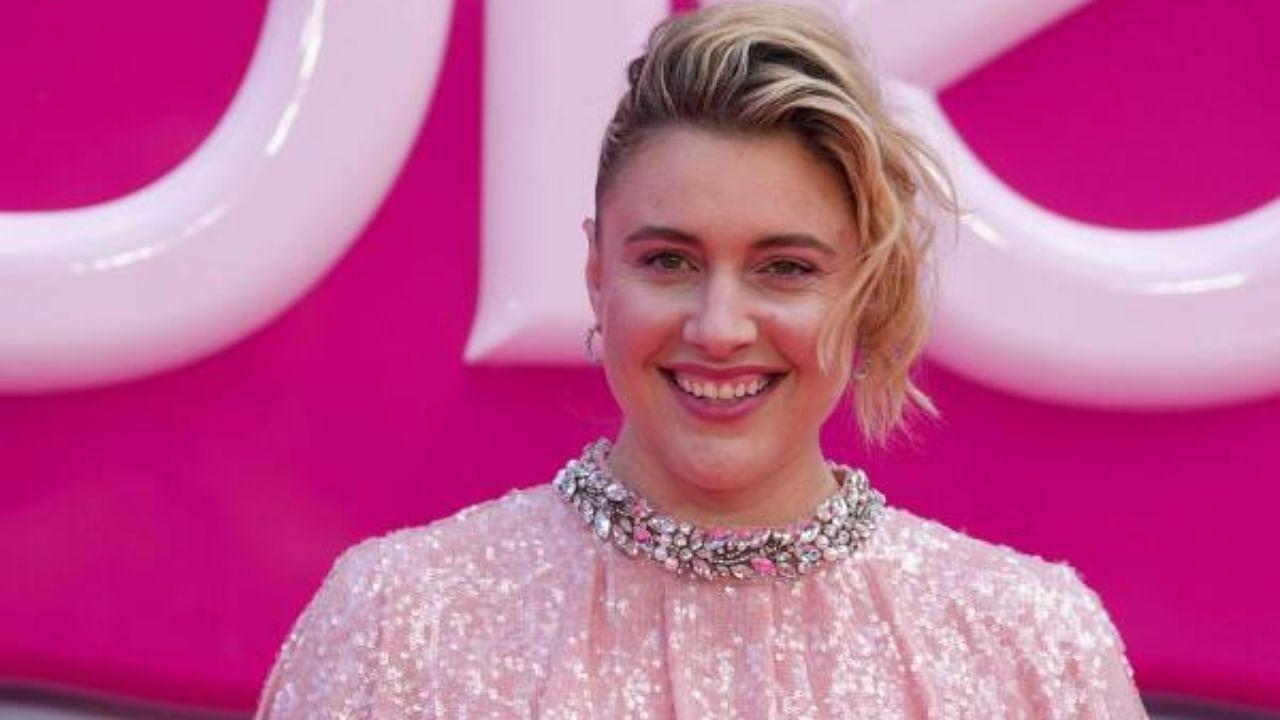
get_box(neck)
[606,425,838,528]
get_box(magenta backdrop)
[1,0,1277,712]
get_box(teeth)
[672,373,773,401]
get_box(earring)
[584,323,603,363]
[852,347,870,381]
[852,359,870,381]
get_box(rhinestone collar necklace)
[554,438,884,581]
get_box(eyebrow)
[622,225,837,256]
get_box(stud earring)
[852,359,870,381]
[852,347,870,381]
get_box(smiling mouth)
[659,369,786,402]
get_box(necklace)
[554,438,884,581]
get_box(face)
[586,125,857,490]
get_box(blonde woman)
[256,4,1146,717]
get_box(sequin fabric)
[255,485,1146,719]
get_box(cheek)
[602,281,681,363]
[761,302,830,370]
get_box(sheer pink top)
[255,484,1146,719]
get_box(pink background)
[1,0,1277,713]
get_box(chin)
[662,432,774,486]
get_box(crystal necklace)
[554,438,885,581]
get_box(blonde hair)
[595,2,956,447]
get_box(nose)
[683,270,757,358]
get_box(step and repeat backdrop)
[0,0,1276,713]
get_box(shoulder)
[868,506,1116,632]
[311,485,575,614]
[324,484,589,627]
[870,506,1087,594]
[255,485,573,719]
[863,507,1143,713]
[362,483,574,584]
[312,486,553,579]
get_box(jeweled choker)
[554,438,884,581]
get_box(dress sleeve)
[1045,566,1149,719]
[254,538,399,720]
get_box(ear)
[583,217,603,318]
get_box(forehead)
[599,126,855,250]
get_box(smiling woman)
[585,127,865,526]
[254,4,1147,718]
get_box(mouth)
[658,368,786,405]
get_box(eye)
[760,258,817,278]
[641,250,696,273]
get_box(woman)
[256,4,1146,717]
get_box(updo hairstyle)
[595,3,956,446]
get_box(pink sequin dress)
[255,484,1146,718]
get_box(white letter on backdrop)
[0,0,453,393]
[469,0,1280,409]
